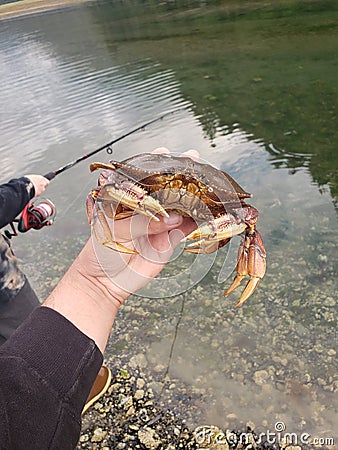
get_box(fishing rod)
[44,107,184,180]
[6,107,184,237]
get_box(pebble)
[134,389,145,400]
[138,427,161,449]
[253,369,269,385]
[129,353,148,369]
[137,378,145,389]
[225,413,238,421]
[323,297,335,307]
[25,228,335,450]
[246,420,255,430]
[90,427,107,443]
[317,254,328,263]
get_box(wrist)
[43,257,122,353]
[73,264,124,311]
[75,238,133,306]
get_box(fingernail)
[182,149,200,161]
[164,213,181,225]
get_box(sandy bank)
[0,0,93,20]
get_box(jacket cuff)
[1,306,103,410]
[21,176,36,199]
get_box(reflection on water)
[0,0,337,442]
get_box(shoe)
[82,365,112,415]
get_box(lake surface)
[1,0,337,445]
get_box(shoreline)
[0,0,93,20]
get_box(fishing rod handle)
[44,171,57,180]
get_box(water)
[0,0,337,444]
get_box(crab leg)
[183,238,231,254]
[92,209,138,254]
[90,162,118,172]
[224,228,266,307]
[86,190,97,225]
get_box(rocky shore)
[76,276,336,449]
[78,360,323,450]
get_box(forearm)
[43,239,122,354]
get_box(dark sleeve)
[0,306,103,450]
[0,177,36,228]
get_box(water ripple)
[0,29,188,177]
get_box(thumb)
[110,212,183,242]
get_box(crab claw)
[182,215,247,254]
[224,228,266,307]
[233,277,261,308]
[137,195,169,221]
[101,183,169,221]
[182,215,247,245]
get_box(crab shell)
[90,153,253,221]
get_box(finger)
[175,216,197,237]
[168,228,186,249]
[127,219,197,275]
[151,148,200,161]
[152,147,170,154]
[97,215,194,272]
[182,149,200,161]
[135,217,197,263]
[145,230,174,257]
[107,212,183,243]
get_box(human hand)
[25,174,50,197]
[76,149,200,307]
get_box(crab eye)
[208,187,214,192]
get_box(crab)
[86,153,266,308]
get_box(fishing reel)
[18,199,56,232]
[4,199,56,239]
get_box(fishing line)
[158,291,187,401]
